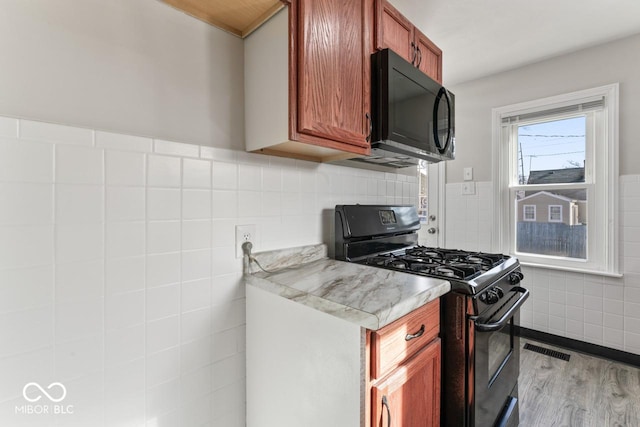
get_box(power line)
[519,134,585,138]
[524,150,585,157]
[520,140,584,150]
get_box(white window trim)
[491,84,620,276]
[523,205,536,221]
[548,205,562,223]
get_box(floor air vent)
[524,343,571,361]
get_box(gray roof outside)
[527,167,584,184]
[525,167,586,201]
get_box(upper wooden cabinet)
[375,0,443,83]
[294,0,374,151]
[245,0,374,162]
[414,29,443,83]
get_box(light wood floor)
[519,339,640,427]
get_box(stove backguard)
[335,204,420,261]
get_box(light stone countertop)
[243,243,451,330]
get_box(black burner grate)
[524,343,571,361]
[359,246,511,282]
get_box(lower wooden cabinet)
[370,298,440,379]
[371,338,441,427]
[247,284,442,427]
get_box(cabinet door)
[295,0,373,150]
[415,28,443,83]
[372,338,441,427]
[375,0,415,64]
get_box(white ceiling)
[392,0,640,85]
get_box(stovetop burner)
[405,246,505,266]
[361,246,508,281]
[335,205,521,294]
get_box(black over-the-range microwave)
[369,48,455,165]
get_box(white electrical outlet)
[462,182,476,195]
[236,224,256,258]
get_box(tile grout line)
[52,138,57,401]
[178,156,184,414]
[101,143,106,426]
[143,151,149,424]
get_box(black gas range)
[335,204,529,427]
[357,246,521,294]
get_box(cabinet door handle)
[405,324,425,341]
[410,42,417,65]
[382,395,392,427]
[365,113,372,143]
[416,46,422,67]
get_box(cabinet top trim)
[162,0,285,38]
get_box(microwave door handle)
[433,87,452,154]
[441,88,453,153]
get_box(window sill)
[519,260,623,278]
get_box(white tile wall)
[0,117,18,138]
[0,115,418,426]
[445,182,493,252]
[446,178,640,354]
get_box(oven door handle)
[471,287,529,332]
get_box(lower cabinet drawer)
[371,338,441,427]
[370,298,440,379]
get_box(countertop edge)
[245,274,382,329]
[244,268,451,330]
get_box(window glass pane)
[523,205,535,221]
[517,116,586,185]
[548,205,562,222]
[515,189,587,259]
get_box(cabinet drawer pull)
[416,47,422,67]
[405,324,425,341]
[382,395,392,427]
[410,41,417,65]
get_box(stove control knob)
[485,289,500,304]
[509,271,524,285]
[481,287,503,304]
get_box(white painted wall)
[0,0,244,150]
[447,32,640,183]
[0,1,420,426]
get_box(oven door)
[471,287,528,427]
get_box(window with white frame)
[523,205,536,221]
[548,205,562,222]
[492,84,619,274]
